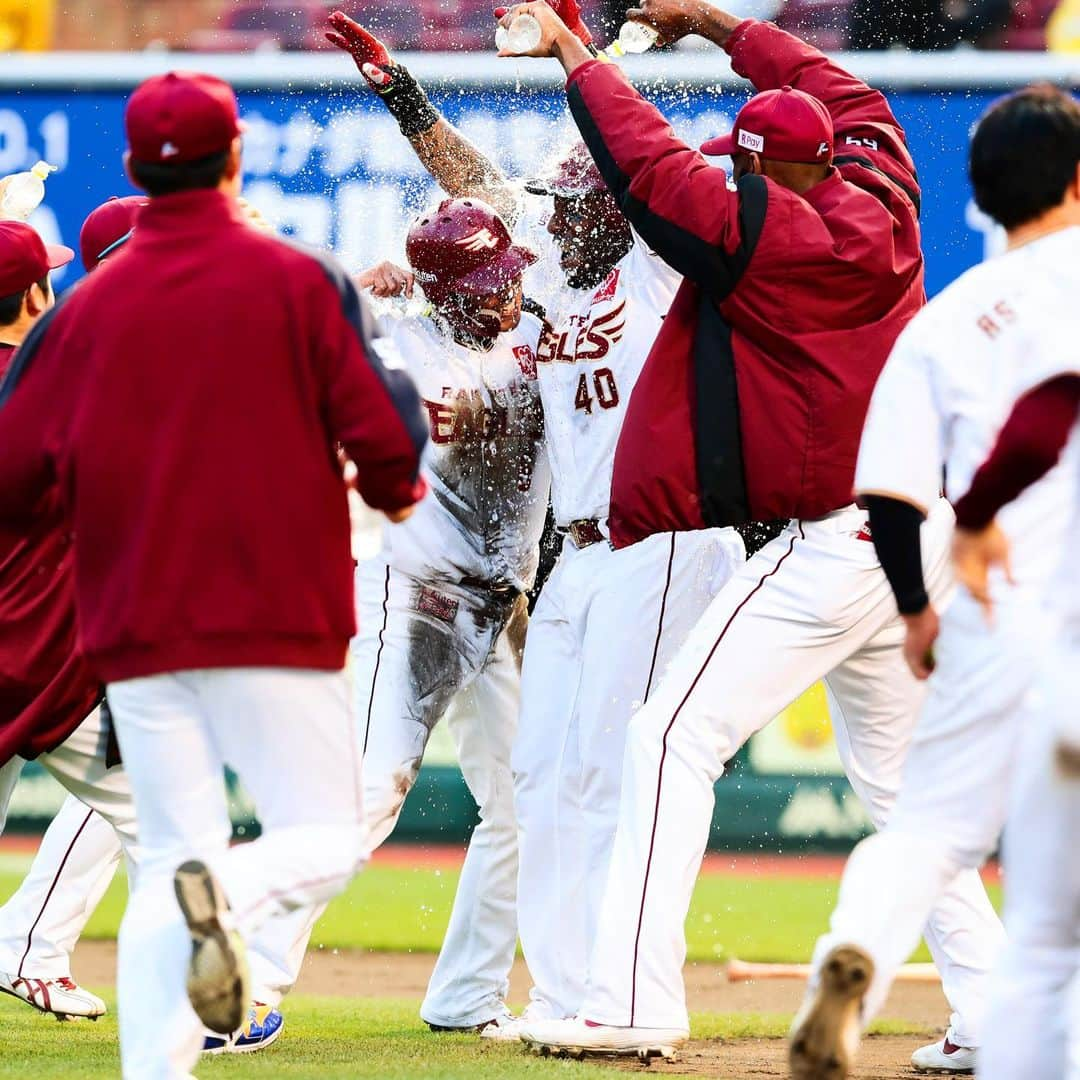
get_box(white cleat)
[788,944,873,1080]
[0,971,106,1019]
[477,1009,527,1041]
[911,1037,976,1074]
[519,1016,688,1060]
[173,859,250,1035]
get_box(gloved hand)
[325,10,439,136]
[325,11,395,89]
[494,0,593,45]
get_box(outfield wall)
[4,49,1078,850]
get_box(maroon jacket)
[0,344,101,763]
[566,20,924,547]
[0,190,427,685]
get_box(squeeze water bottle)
[1,161,57,221]
[495,13,543,54]
[609,20,660,55]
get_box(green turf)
[0,859,960,1078]
[0,862,999,964]
[0,993,928,1079]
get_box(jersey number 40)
[574,367,620,415]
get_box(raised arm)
[497,2,760,291]
[624,0,916,187]
[327,12,518,222]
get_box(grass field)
[1,857,983,963]
[0,855,999,1077]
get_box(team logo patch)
[455,228,500,252]
[160,141,180,159]
[415,586,460,624]
[817,141,831,157]
[513,344,537,379]
[591,266,621,305]
[737,129,765,153]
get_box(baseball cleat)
[788,944,873,1080]
[202,1002,284,1054]
[173,859,250,1035]
[428,1005,515,1036]
[910,1036,976,1073]
[0,971,106,1019]
[478,1010,530,1042]
[519,1016,687,1059]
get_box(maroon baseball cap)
[701,85,834,164]
[0,221,73,295]
[125,71,244,165]
[79,195,150,271]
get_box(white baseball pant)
[351,555,525,1029]
[581,503,1002,1042]
[106,667,365,1080]
[0,789,315,1007]
[513,527,745,1020]
[0,795,120,981]
[810,588,1026,1046]
[0,706,139,870]
[979,633,1080,1080]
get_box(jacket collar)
[799,166,844,209]
[134,188,246,238]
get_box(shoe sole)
[0,981,103,1020]
[174,860,249,1035]
[1056,741,1080,778]
[789,945,873,1080]
[523,1038,681,1061]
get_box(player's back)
[18,189,423,682]
[379,309,549,591]
[903,226,1080,593]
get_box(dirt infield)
[70,942,944,1077]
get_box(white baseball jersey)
[856,226,1080,606]
[375,310,550,592]
[537,239,680,526]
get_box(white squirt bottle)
[1,161,57,221]
[495,13,543,54]
[611,20,660,55]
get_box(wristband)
[371,63,439,138]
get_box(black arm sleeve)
[864,495,929,615]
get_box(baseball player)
[0,71,427,1078]
[946,273,1080,1078]
[795,84,1080,1079]
[499,0,1003,1061]
[327,10,745,1034]
[0,193,291,1053]
[0,218,142,1023]
[346,197,550,1034]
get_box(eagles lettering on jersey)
[377,311,550,592]
[538,269,627,366]
[422,379,544,494]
